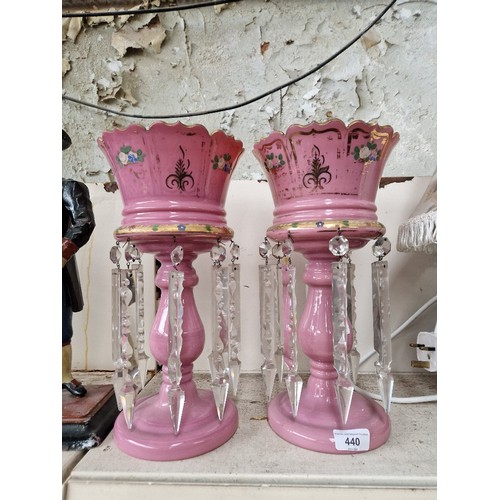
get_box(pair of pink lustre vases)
[98,119,399,461]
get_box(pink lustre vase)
[98,122,243,461]
[253,119,399,454]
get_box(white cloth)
[397,173,437,254]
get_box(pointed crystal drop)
[229,358,241,396]
[168,386,186,435]
[211,377,229,421]
[112,370,125,410]
[329,235,349,257]
[170,245,184,267]
[207,352,217,382]
[282,238,294,256]
[378,372,394,413]
[128,365,141,391]
[372,259,394,412]
[124,242,140,262]
[261,362,277,401]
[272,243,285,260]
[119,382,137,430]
[230,243,240,261]
[335,379,354,424]
[210,243,226,264]
[275,348,285,383]
[372,236,391,258]
[286,373,303,418]
[137,353,149,389]
[109,245,122,265]
[349,348,361,385]
[259,240,271,259]
[222,351,230,377]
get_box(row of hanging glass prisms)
[109,239,242,434]
[257,234,394,424]
[109,233,393,432]
[109,241,149,430]
[258,237,303,417]
[207,240,242,422]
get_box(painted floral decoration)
[211,154,233,173]
[352,142,381,164]
[264,152,286,170]
[116,146,145,166]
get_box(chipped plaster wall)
[62,0,437,182]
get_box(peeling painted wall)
[62,0,437,182]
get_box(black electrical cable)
[62,0,243,18]
[62,0,398,120]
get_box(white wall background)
[62,0,436,181]
[71,176,437,374]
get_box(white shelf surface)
[63,372,436,500]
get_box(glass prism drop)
[109,245,122,264]
[124,242,140,262]
[335,377,354,425]
[210,243,226,264]
[282,238,294,256]
[286,373,303,418]
[137,353,149,389]
[170,245,184,267]
[372,236,391,258]
[261,362,277,401]
[230,243,240,261]
[112,369,125,410]
[168,386,186,435]
[329,235,349,257]
[377,371,394,414]
[229,358,241,397]
[275,348,285,383]
[349,348,361,385]
[119,382,137,430]
[272,243,284,260]
[211,377,229,421]
[259,240,271,259]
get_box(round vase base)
[113,389,238,461]
[268,390,390,454]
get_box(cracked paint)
[62,0,436,182]
[62,17,83,42]
[111,16,167,57]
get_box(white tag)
[333,428,370,451]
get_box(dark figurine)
[62,130,96,397]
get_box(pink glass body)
[254,119,399,231]
[254,120,399,453]
[98,121,244,229]
[98,122,243,460]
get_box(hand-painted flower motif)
[264,152,286,171]
[352,142,381,164]
[116,146,145,166]
[211,154,233,173]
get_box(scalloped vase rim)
[253,119,399,148]
[98,120,244,146]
